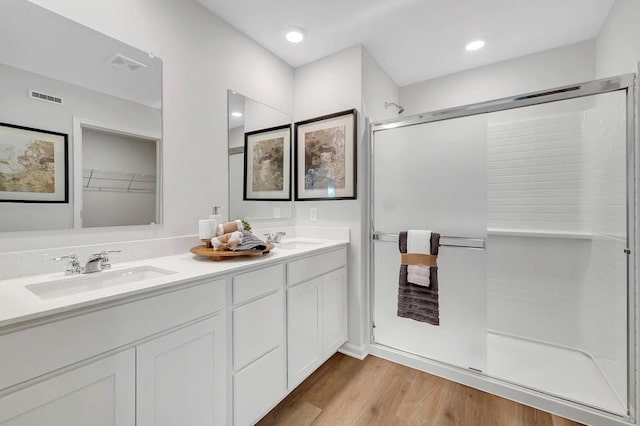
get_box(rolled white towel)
[407,230,432,287]
[216,220,243,236]
[211,231,243,251]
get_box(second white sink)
[27,266,177,300]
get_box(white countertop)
[0,238,348,330]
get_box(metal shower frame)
[368,73,638,422]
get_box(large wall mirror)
[228,90,293,221]
[0,0,162,232]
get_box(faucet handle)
[51,253,79,262]
[94,250,122,256]
[52,253,82,275]
[92,250,121,269]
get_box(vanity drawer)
[0,278,225,391]
[233,264,283,305]
[233,291,284,371]
[233,346,286,426]
[287,247,347,286]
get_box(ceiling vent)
[107,53,147,72]
[29,89,63,105]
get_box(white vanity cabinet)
[286,248,348,389]
[0,349,136,426]
[231,264,286,426]
[0,278,227,426]
[0,242,349,426]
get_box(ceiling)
[195,0,615,86]
[0,0,162,108]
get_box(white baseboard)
[338,342,369,360]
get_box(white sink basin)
[26,266,177,300]
[276,240,323,250]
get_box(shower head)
[385,101,405,114]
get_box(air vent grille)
[29,90,63,105]
[107,53,147,72]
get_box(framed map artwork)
[0,123,68,203]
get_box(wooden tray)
[190,243,274,261]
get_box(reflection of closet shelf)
[82,168,156,193]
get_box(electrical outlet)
[310,208,317,222]
[274,208,280,218]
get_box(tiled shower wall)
[487,112,586,232]
[581,93,628,403]
[487,96,628,404]
[487,112,590,349]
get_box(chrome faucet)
[51,250,121,275]
[263,232,286,244]
[83,250,121,274]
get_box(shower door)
[370,75,635,418]
[372,114,488,372]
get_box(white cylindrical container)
[199,219,217,240]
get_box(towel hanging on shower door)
[397,230,441,325]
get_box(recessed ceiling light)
[465,40,485,51]
[231,111,242,117]
[285,27,305,44]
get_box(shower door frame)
[369,73,637,423]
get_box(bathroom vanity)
[0,238,348,426]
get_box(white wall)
[0,0,293,252]
[291,46,399,356]
[293,46,367,354]
[596,0,640,78]
[361,49,400,123]
[0,63,160,233]
[399,40,596,116]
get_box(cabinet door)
[287,277,323,389]
[322,267,348,358]
[233,291,284,371]
[0,349,135,426]
[137,315,227,426]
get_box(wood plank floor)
[258,353,583,426]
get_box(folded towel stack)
[211,231,243,251]
[397,230,441,326]
[216,220,243,236]
[234,231,267,252]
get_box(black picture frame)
[294,109,357,201]
[0,122,69,203]
[243,124,292,201]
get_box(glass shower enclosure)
[370,75,635,419]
